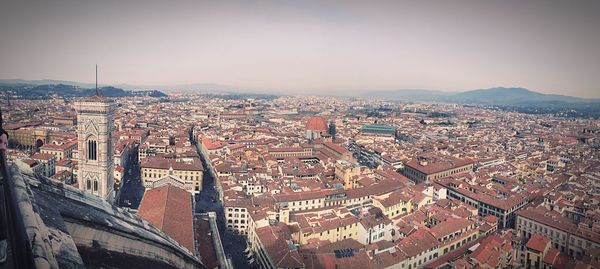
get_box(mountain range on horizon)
[0,79,245,94]
[366,87,600,105]
[1,79,599,106]
[0,80,167,99]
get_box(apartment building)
[141,157,203,194]
[438,178,534,228]
[516,206,600,258]
[403,155,473,184]
[40,140,77,160]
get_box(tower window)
[86,180,91,190]
[93,180,98,192]
[88,140,97,160]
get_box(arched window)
[87,140,97,160]
[93,180,98,192]
[86,180,91,190]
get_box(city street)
[116,145,145,209]
[114,143,250,268]
[195,151,250,269]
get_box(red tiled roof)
[202,138,225,150]
[306,116,328,131]
[21,159,38,167]
[518,207,600,244]
[301,248,375,269]
[397,228,439,257]
[405,155,473,175]
[526,233,550,253]
[375,191,411,208]
[543,247,560,265]
[323,142,349,155]
[429,217,473,239]
[483,214,499,224]
[138,184,195,252]
[32,152,55,161]
[256,223,304,268]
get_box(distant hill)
[0,79,96,87]
[365,87,598,104]
[0,81,167,99]
[364,87,600,118]
[447,87,591,105]
[0,79,249,94]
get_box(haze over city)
[1,0,600,97]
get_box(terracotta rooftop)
[526,233,551,253]
[32,152,56,161]
[518,206,600,244]
[429,217,474,239]
[138,184,195,253]
[306,116,328,131]
[405,155,473,175]
[255,223,304,268]
[397,228,439,258]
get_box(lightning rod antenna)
[95,64,98,96]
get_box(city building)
[361,124,396,137]
[305,116,328,140]
[4,122,48,150]
[40,140,77,160]
[516,206,600,258]
[31,152,56,177]
[5,90,600,269]
[74,95,115,199]
[437,177,535,228]
[141,157,204,194]
[403,155,474,184]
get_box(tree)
[328,122,337,139]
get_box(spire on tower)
[95,64,99,96]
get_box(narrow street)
[195,149,250,269]
[115,141,250,268]
[116,145,144,209]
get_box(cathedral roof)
[305,116,328,131]
[5,163,205,268]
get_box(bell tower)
[74,66,115,199]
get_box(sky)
[1,0,599,98]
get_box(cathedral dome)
[305,116,328,131]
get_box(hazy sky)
[1,0,599,97]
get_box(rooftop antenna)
[95,64,99,96]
